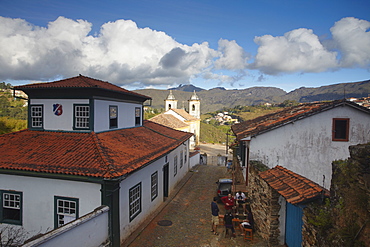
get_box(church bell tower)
[165,90,178,111]
[188,91,200,119]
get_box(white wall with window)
[30,99,89,131]
[118,140,190,241]
[94,100,143,132]
[246,105,370,189]
[0,174,101,239]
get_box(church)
[150,90,201,148]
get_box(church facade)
[150,90,201,148]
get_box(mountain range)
[135,79,370,113]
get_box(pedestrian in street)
[211,197,220,235]
[226,160,232,172]
[224,210,236,238]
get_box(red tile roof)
[168,109,198,121]
[0,121,192,179]
[259,166,329,204]
[150,114,189,129]
[231,99,370,141]
[13,75,151,100]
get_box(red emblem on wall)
[53,104,63,116]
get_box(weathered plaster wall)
[248,106,370,190]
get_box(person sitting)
[224,210,236,238]
[221,193,235,211]
[235,191,247,215]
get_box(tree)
[0,225,28,247]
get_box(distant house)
[0,75,193,246]
[231,99,370,246]
[150,90,201,148]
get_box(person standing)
[211,197,220,235]
[224,210,236,238]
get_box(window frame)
[73,104,90,130]
[30,105,43,129]
[174,155,178,177]
[151,171,158,201]
[332,118,350,142]
[129,183,142,221]
[180,151,183,169]
[109,105,118,129]
[135,107,141,126]
[54,196,79,229]
[0,190,22,225]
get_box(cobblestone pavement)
[125,164,267,247]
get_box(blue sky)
[0,0,369,92]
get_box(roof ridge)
[144,120,193,141]
[90,132,117,178]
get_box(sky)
[0,0,369,92]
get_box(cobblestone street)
[125,164,267,247]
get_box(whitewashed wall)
[22,206,109,247]
[31,99,89,131]
[94,99,142,132]
[248,105,370,189]
[189,152,200,169]
[0,175,101,239]
[118,140,190,242]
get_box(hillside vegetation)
[0,83,27,134]
[135,79,370,113]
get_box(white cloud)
[252,17,370,75]
[330,17,370,68]
[214,39,249,70]
[252,28,338,75]
[0,16,219,87]
[0,16,368,88]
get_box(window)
[74,105,90,129]
[129,183,141,221]
[151,172,158,201]
[54,196,79,228]
[1,190,22,225]
[135,107,141,126]
[109,105,118,129]
[174,156,178,176]
[332,118,349,141]
[180,151,183,168]
[30,105,43,128]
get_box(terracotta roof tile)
[0,121,192,179]
[13,75,151,100]
[231,99,370,141]
[259,166,329,204]
[168,109,198,121]
[149,114,189,129]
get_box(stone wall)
[249,161,281,246]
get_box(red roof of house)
[13,75,151,100]
[259,165,329,204]
[231,99,370,141]
[0,120,192,179]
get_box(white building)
[231,99,370,246]
[0,75,193,246]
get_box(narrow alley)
[124,149,267,246]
